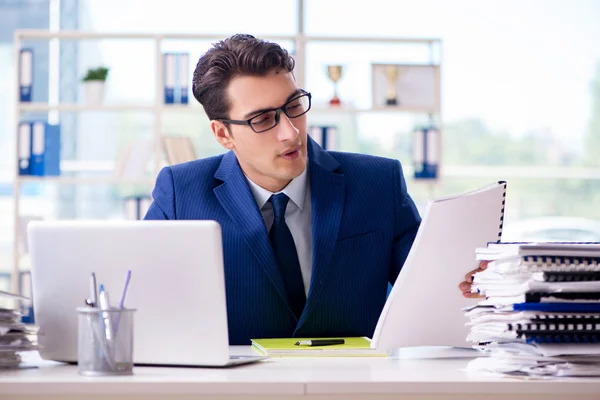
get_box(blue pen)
[118,270,132,309]
[97,284,117,369]
[113,271,133,338]
[98,284,113,337]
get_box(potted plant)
[81,66,109,105]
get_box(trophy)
[384,65,401,106]
[326,65,343,106]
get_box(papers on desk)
[251,337,390,357]
[464,242,600,378]
[0,308,38,370]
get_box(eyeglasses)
[217,91,312,133]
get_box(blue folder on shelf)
[30,121,61,176]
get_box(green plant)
[81,66,109,82]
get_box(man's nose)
[277,112,299,141]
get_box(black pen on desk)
[295,339,345,347]
[90,272,98,307]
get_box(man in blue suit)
[145,34,422,345]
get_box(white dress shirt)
[244,167,313,297]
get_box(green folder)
[250,337,390,357]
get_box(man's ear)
[210,120,235,150]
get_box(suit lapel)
[297,138,345,328]
[213,152,290,309]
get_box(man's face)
[213,69,308,192]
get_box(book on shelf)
[113,139,154,180]
[162,136,196,165]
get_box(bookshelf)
[10,25,442,294]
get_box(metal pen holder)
[77,307,136,376]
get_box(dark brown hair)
[192,34,295,121]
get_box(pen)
[294,339,345,346]
[90,273,98,307]
[98,284,114,341]
[97,284,116,369]
[113,270,132,336]
[118,270,132,309]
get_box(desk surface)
[1,346,599,400]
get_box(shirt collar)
[245,166,308,211]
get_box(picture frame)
[371,63,440,112]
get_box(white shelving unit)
[10,7,442,293]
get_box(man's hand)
[458,260,489,298]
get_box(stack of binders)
[464,242,600,377]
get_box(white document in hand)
[371,181,507,350]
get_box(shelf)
[159,104,206,113]
[17,103,209,113]
[18,103,155,112]
[311,105,439,114]
[15,176,155,185]
[14,30,296,42]
[301,35,441,44]
[18,103,437,115]
[13,30,439,44]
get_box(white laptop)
[28,220,266,367]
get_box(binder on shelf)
[178,52,189,104]
[309,125,337,150]
[17,122,32,176]
[412,125,440,180]
[163,52,176,104]
[163,52,190,104]
[19,48,33,102]
[124,195,152,220]
[30,121,61,176]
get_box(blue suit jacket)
[145,137,421,345]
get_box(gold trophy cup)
[326,65,343,106]
[384,65,401,106]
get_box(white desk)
[1,347,599,400]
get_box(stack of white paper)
[464,242,600,377]
[0,292,38,369]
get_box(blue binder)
[163,52,175,104]
[17,121,32,176]
[178,52,189,104]
[30,121,61,176]
[512,302,600,313]
[19,48,33,102]
[413,126,440,180]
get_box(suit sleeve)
[144,167,176,220]
[390,160,421,284]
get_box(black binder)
[540,271,600,282]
